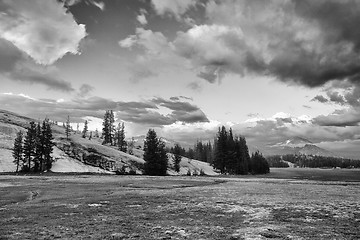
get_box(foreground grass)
[0,169,359,239]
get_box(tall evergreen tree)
[12,130,23,173]
[82,120,88,138]
[23,121,37,171]
[143,129,168,176]
[65,115,71,140]
[102,111,111,144]
[128,137,135,155]
[172,143,182,173]
[109,110,115,145]
[115,122,127,152]
[42,118,54,171]
[250,151,270,174]
[213,126,228,173]
[33,122,43,172]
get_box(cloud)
[0,0,87,65]
[88,0,105,11]
[187,82,202,91]
[170,96,193,101]
[312,95,329,103]
[173,24,265,83]
[150,97,209,123]
[0,94,208,127]
[119,35,137,49]
[137,9,148,25]
[151,0,196,20]
[312,108,360,127]
[78,84,94,98]
[0,40,74,92]
[9,63,75,92]
[327,91,346,105]
[128,62,158,83]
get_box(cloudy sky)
[1,0,360,158]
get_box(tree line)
[169,126,270,175]
[278,154,360,168]
[13,119,54,173]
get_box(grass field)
[0,168,359,239]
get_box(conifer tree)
[82,120,88,138]
[109,110,115,145]
[12,130,23,173]
[33,122,43,172]
[143,129,168,176]
[102,111,111,144]
[65,115,71,140]
[214,126,228,173]
[42,118,54,171]
[128,137,135,155]
[250,151,270,174]
[116,122,127,152]
[89,131,92,140]
[94,129,99,138]
[23,121,37,171]
[172,143,182,172]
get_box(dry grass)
[0,169,359,239]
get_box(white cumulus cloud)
[0,0,87,65]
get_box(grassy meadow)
[0,168,359,240]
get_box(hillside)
[0,109,217,175]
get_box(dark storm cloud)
[0,39,75,92]
[344,85,360,107]
[313,111,360,127]
[170,110,209,123]
[293,0,360,50]
[327,91,346,105]
[0,39,23,72]
[151,97,199,112]
[170,96,193,101]
[9,66,75,92]
[268,0,360,87]
[312,95,328,103]
[0,94,209,126]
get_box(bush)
[187,169,191,176]
[199,169,206,176]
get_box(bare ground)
[0,169,359,239]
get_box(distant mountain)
[266,137,338,157]
[298,144,337,157]
[272,137,313,148]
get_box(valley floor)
[0,169,359,239]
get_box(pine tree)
[128,137,135,155]
[23,121,37,172]
[214,126,228,173]
[172,143,182,172]
[33,122,43,172]
[143,129,168,176]
[102,111,111,144]
[42,118,54,171]
[82,120,88,138]
[89,131,92,140]
[12,131,23,173]
[109,110,115,145]
[250,151,270,174]
[116,122,127,152]
[65,115,71,140]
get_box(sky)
[1,0,360,158]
